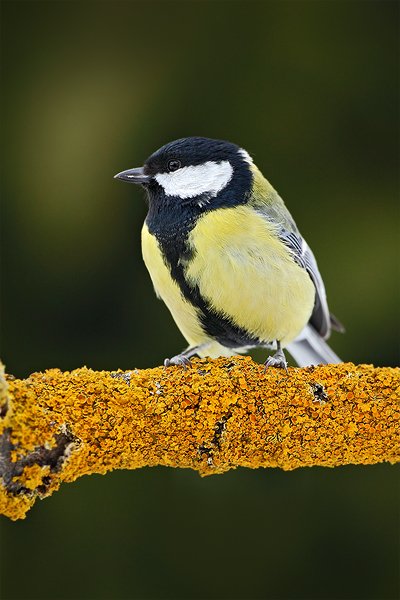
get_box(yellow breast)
[141,224,208,348]
[184,206,315,346]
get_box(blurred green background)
[1,1,398,599]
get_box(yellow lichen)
[0,359,399,521]
[14,464,51,491]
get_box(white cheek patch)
[154,160,233,199]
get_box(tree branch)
[0,358,399,520]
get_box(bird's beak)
[114,167,151,184]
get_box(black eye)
[168,159,181,172]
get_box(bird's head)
[114,137,254,217]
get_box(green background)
[1,1,398,599]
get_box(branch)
[0,358,399,520]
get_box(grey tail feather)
[286,325,342,367]
[330,312,345,333]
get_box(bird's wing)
[254,195,333,339]
[278,229,331,338]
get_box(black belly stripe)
[164,240,261,348]
[146,212,261,349]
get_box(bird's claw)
[264,351,288,371]
[164,355,192,369]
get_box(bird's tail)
[286,324,341,367]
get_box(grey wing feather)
[255,196,335,339]
[279,230,331,338]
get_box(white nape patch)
[238,148,253,164]
[154,160,233,199]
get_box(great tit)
[115,137,343,368]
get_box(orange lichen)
[0,358,399,521]
[14,464,51,491]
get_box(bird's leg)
[264,341,288,370]
[164,343,211,368]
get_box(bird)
[114,137,344,368]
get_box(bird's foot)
[164,354,192,369]
[264,347,288,370]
